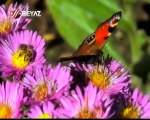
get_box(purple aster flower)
[27,101,58,118]
[57,83,114,118]
[0,30,46,80]
[117,88,150,118]
[0,80,24,118]
[70,57,131,95]
[22,63,72,104]
[0,3,31,38]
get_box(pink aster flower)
[0,30,46,80]
[22,63,72,104]
[70,57,131,95]
[0,80,24,118]
[57,83,114,118]
[27,101,58,118]
[117,88,150,118]
[0,3,31,38]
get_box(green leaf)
[46,0,134,67]
[129,30,148,64]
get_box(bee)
[19,44,34,62]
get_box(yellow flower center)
[33,83,48,102]
[0,103,12,118]
[88,69,109,89]
[76,97,102,118]
[0,19,12,34]
[121,106,139,118]
[38,113,51,118]
[76,107,97,118]
[12,45,33,69]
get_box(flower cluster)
[0,3,149,119]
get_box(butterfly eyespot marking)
[108,12,121,33]
[85,33,95,45]
[110,13,121,28]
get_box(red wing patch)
[95,11,122,48]
[58,11,122,62]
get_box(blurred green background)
[2,0,150,94]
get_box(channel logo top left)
[10,9,21,19]
[0,3,31,38]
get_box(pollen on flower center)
[76,107,97,118]
[0,19,12,34]
[87,69,109,89]
[121,106,139,118]
[12,45,34,69]
[0,103,12,118]
[38,113,51,118]
[33,83,48,102]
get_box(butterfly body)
[58,11,122,62]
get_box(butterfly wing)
[58,11,122,62]
[58,33,97,62]
[94,11,122,49]
[72,11,122,57]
